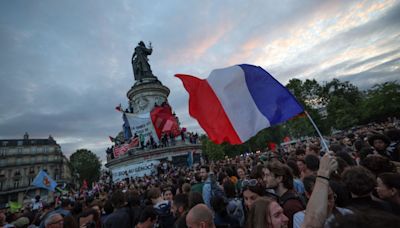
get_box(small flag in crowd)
[115,103,122,112]
[176,64,304,144]
[32,170,57,192]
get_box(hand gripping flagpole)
[304,111,330,153]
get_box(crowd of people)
[1,119,400,228]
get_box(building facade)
[0,133,73,205]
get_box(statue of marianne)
[131,41,156,81]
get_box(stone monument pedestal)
[127,81,170,114]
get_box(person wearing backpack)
[223,180,245,227]
[202,170,225,209]
[264,162,305,228]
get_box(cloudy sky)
[1,0,399,161]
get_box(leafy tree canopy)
[70,149,101,186]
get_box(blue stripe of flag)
[239,64,304,125]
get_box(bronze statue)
[131,41,156,81]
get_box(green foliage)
[361,82,400,122]
[70,149,101,186]
[201,138,225,161]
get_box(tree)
[361,81,400,122]
[201,137,225,161]
[322,79,363,129]
[70,149,101,186]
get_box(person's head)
[137,206,157,228]
[242,179,265,210]
[245,197,288,228]
[359,146,374,161]
[237,166,246,180]
[385,129,400,142]
[264,162,293,191]
[376,173,400,201]
[342,166,376,197]
[286,160,300,179]
[61,198,73,210]
[296,159,306,173]
[200,166,209,181]
[304,154,320,176]
[302,175,337,215]
[336,152,356,166]
[303,175,316,199]
[90,201,102,217]
[182,183,191,194]
[147,188,162,205]
[163,188,174,202]
[222,180,236,199]
[77,209,98,228]
[186,204,215,228]
[111,190,126,208]
[194,172,202,183]
[368,134,390,151]
[295,148,306,160]
[306,144,320,156]
[361,155,396,177]
[44,213,64,228]
[172,194,189,218]
[188,192,204,209]
[103,200,114,215]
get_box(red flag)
[115,104,122,112]
[150,105,180,138]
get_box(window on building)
[2,141,8,146]
[17,148,22,153]
[14,170,21,176]
[44,147,49,153]
[54,169,59,180]
[17,141,23,146]
[14,180,19,189]
[0,148,6,156]
[0,181,3,191]
[28,177,34,185]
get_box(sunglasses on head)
[242,179,258,188]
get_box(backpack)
[280,190,306,209]
[210,181,226,200]
[226,198,245,227]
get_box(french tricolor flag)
[176,64,304,144]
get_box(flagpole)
[304,111,329,152]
